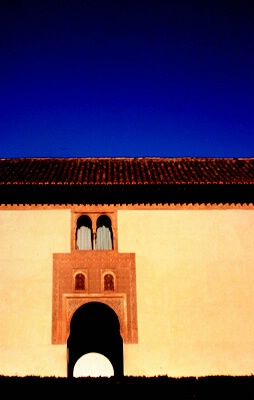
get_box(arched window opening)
[75,273,85,290]
[76,215,93,250]
[96,215,113,250]
[104,274,114,291]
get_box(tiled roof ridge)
[0,156,253,161]
[0,156,253,205]
[0,156,253,186]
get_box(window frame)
[71,210,118,251]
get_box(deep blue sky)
[0,0,253,158]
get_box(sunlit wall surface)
[0,207,254,377]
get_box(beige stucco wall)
[118,209,254,377]
[0,210,71,377]
[0,207,254,378]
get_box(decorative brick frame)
[62,293,128,342]
[52,250,138,344]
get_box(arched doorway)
[67,302,123,378]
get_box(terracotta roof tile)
[0,157,254,186]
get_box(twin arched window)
[74,272,115,292]
[76,215,113,250]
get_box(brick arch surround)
[64,295,128,342]
[52,250,138,344]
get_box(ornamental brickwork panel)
[52,250,138,344]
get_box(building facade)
[0,157,254,377]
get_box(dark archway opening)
[67,302,123,378]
